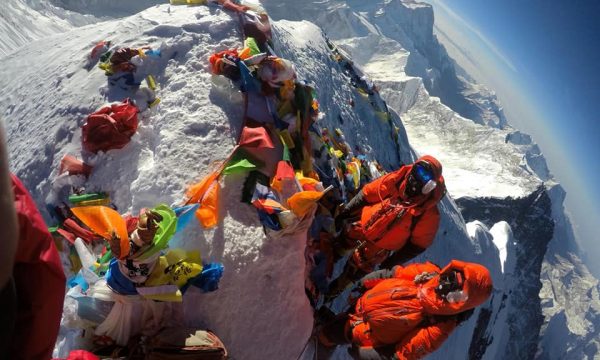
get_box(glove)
[136,209,163,245]
[342,190,366,217]
[348,346,397,360]
[413,271,437,284]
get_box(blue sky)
[426,0,600,274]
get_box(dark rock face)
[457,186,554,359]
[469,305,494,359]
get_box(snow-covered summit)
[2,0,599,359]
[1,3,409,358]
[1,4,316,359]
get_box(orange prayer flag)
[186,170,220,204]
[287,191,323,217]
[71,206,130,259]
[195,181,220,228]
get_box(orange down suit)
[347,260,493,360]
[349,155,446,268]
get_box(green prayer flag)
[282,144,291,162]
[245,37,261,57]
[223,158,257,175]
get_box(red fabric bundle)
[82,99,139,153]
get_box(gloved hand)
[413,271,437,284]
[348,346,397,360]
[343,190,366,216]
[136,209,163,245]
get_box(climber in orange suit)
[329,155,446,295]
[318,260,493,360]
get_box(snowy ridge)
[0,0,166,57]
[2,5,315,359]
[2,0,600,359]
[261,2,600,358]
[456,188,554,359]
[1,3,411,358]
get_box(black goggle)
[435,270,464,297]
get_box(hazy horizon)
[426,0,600,276]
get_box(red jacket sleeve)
[358,267,399,289]
[11,175,66,360]
[394,320,457,360]
[409,206,440,249]
[362,168,407,204]
[393,262,441,281]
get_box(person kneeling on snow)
[329,155,445,294]
[318,260,492,360]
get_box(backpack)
[361,198,408,243]
[146,327,228,360]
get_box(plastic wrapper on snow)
[95,293,182,345]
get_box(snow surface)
[0,0,166,57]
[2,0,599,359]
[1,3,415,358]
[1,4,314,359]
[488,222,510,273]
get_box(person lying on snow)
[329,155,445,294]
[317,260,492,360]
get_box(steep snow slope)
[537,183,600,359]
[262,0,507,130]
[1,5,316,359]
[3,0,599,359]
[262,0,544,200]
[261,1,600,359]
[457,189,554,359]
[0,3,433,358]
[0,0,163,56]
[0,0,83,56]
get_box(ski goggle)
[409,161,437,195]
[435,270,464,296]
[413,162,435,184]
